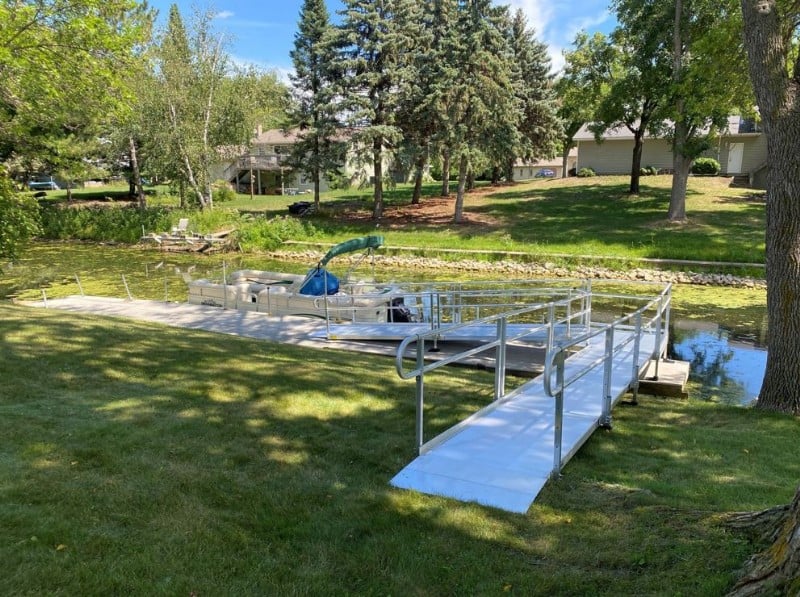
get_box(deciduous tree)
[555,32,609,178]
[739,0,800,417]
[613,0,750,221]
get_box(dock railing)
[542,283,672,476]
[395,293,592,455]
[394,282,672,465]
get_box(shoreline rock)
[268,250,766,289]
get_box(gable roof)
[574,116,761,142]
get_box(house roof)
[253,128,301,145]
[574,116,760,142]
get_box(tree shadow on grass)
[0,305,791,594]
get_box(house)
[213,128,316,195]
[574,116,768,187]
[512,148,578,181]
[212,127,393,196]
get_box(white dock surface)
[390,331,656,513]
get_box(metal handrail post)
[566,289,572,338]
[494,317,507,401]
[585,280,593,329]
[122,275,132,300]
[630,312,642,405]
[552,349,565,477]
[415,338,426,454]
[601,325,614,428]
[652,294,664,380]
[222,262,228,310]
[547,302,556,352]
[75,275,84,296]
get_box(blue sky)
[145,0,615,77]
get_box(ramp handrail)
[543,284,671,476]
[395,294,590,454]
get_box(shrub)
[639,165,658,176]
[211,180,236,202]
[237,216,319,252]
[577,167,596,178]
[691,157,721,175]
[39,205,172,243]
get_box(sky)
[145,0,615,78]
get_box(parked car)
[28,176,60,190]
[534,168,555,178]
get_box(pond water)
[669,320,767,406]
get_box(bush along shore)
[269,249,766,289]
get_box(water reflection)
[669,320,767,406]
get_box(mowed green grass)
[32,174,765,265]
[275,175,766,264]
[1,303,796,595]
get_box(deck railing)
[393,282,672,469]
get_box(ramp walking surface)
[391,331,655,513]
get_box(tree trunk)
[466,168,475,191]
[411,153,426,205]
[561,144,572,178]
[668,0,689,222]
[453,153,468,223]
[629,130,644,195]
[741,0,800,414]
[668,120,692,222]
[372,137,383,220]
[726,485,800,596]
[441,151,451,197]
[505,158,514,183]
[129,136,146,209]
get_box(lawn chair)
[171,218,189,236]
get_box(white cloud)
[215,10,234,19]
[497,1,613,74]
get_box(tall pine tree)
[289,0,341,208]
[336,0,420,219]
[446,0,520,223]
[504,9,561,182]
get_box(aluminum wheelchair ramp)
[390,302,665,513]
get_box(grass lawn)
[1,303,796,595]
[30,175,766,266]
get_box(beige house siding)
[577,139,674,174]
[711,135,767,175]
[577,134,768,178]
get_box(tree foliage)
[503,9,561,181]
[0,166,39,261]
[555,32,609,178]
[611,0,752,220]
[289,0,343,208]
[144,4,289,210]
